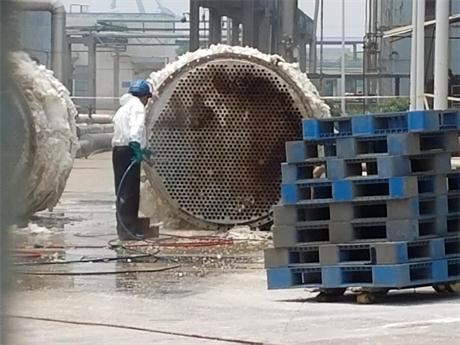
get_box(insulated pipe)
[77,133,113,158]
[16,0,66,83]
[76,124,114,136]
[9,51,78,217]
[434,0,450,110]
[76,114,113,124]
[416,0,426,110]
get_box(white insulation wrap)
[148,44,330,118]
[9,51,78,216]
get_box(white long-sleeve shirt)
[112,94,147,148]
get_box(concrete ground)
[6,153,460,345]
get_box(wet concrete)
[6,153,460,344]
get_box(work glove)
[142,148,153,159]
[129,141,143,163]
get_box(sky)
[60,0,366,38]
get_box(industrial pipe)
[76,124,114,136]
[76,114,114,124]
[9,51,78,218]
[434,0,450,110]
[341,0,346,114]
[410,0,417,110]
[416,0,426,110]
[77,133,113,158]
[15,0,67,83]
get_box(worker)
[112,79,152,240]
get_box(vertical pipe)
[341,0,346,114]
[87,35,96,116]
[189,0,200,51]
[209,8,221,45]
[67,41,73,91]
[113,50,120,110]
[51,5,66,83]
[242,1,256,47]
[299,37,307,72]
[279,0,297,60]
[319,0,324,91]
[434,0,449,110]
[16,1,67,83]
[410,0,418,110]
[0,3,10,342]
[271,0,280,54]
[231,19,240,46]
[226,17,231,45]
[309,0,320,73]
[416,0,425,109]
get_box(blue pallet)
[265,235,460,267]
[282,159,457,186]
[281,176,417,204]
[266,257,460,289]
[289,132,459,161]
[302,110,460,140]
[324,153,452,181]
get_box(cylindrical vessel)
[144,45,329,230]
[8,51,78,218]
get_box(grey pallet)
[337,131,459,158]
[282,176,419,204]
[272,224,331,247]
[264,236,460,268]
[326,153,452,180]
[335,136,387,158]
[319,237,460,265]
[273,204,332,225]
[285,140,336,162]
[272,218,458,248]
[329,217,447,243]
[448,192,460,214]
[281,161,326,183]
[447,213,460,233]
[273,216,453,247]
[287,130,459,161]
[274,195,449,225]
[387,131,459,155]
[418,174,449,195]
[330,196,448,221]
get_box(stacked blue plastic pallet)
[265,109,460,290]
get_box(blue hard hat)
[128,79,151,96]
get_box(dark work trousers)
[112,146,141,240]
